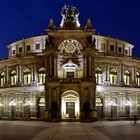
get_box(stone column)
[45,57,49,80]
[90,56,92,77]
[31,92,37,117]
[85,55,92,78]
[49,56,53,77]
[54,56,57,78]
[132,66,136,87]
[103,63,110,85]
[83,55,87,77]
[107,63,110,81]
[17,65,21,85]
[22,41,25,53]
[9,48,12,57]
[119,64,124,86]
[104,93,110,117]
[31,64,34,81]
[5,66,9,86]
[106,37,110,54]
[33,63,37,82]
[31,64,37,86]
[131,92,137,116]
[129,47,131,56]
[91,57,95,78]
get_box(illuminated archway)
[110,68,117,84]
[95,67,102,84]
[61,90,80,119]
[96,97,104,118]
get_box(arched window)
[110,69,117,84]
[10,70,17,85]
[62,60,78,78]
[125,97,132,106]
[124,70,131,85]
[39,97,45,106]
[96,97,103,106]
[23,68,31,84]
[136,72,140,86]
[112,97,117,105]
[38,68,45,84]
[95,68,102,84]
[0,72,5,86]
[9,98,16,106]
[23,98,33,106]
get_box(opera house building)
[0,5,139,121]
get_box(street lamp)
[0,103,3,119]
[24,101,33,119]
[108,100,116,120]
[9,101,16,119]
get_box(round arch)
[95,67,103,84]
[96,97,104,118]
[61,90,80,119]
[110,68,118,84]
[37,97,45,119]
[136,72,140,86]
[124,69,131,85]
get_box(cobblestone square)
[0,120,139,140]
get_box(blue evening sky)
[0,0,140,58]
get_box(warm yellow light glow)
[96,86,103,92]
[9,101,16,106]
[24,100,33,106]
[125,101,132,106]
[108,100,117,106]
[61,90,80,119]
[0,103,3,107]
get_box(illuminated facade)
[0,5,139,121]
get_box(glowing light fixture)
[24,100,33,106]
[108,100,117,106]
[125,101,132,106]
[0,103,3,107]
[9,101,16,106]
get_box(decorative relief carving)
[58,39,82,55]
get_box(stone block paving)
[1,120,140,140]
[32,124,112,140]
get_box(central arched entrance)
[61,90,80,119]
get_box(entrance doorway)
[38,97,45,119]
[96,97,104,118]
[66,102,75,118]
[61,90,79,119]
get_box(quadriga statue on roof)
[60,5,80,29]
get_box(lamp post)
[0,103,3,119]
[9,101,16,120]
[108,100,116,120]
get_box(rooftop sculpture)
[60,5,80,29]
